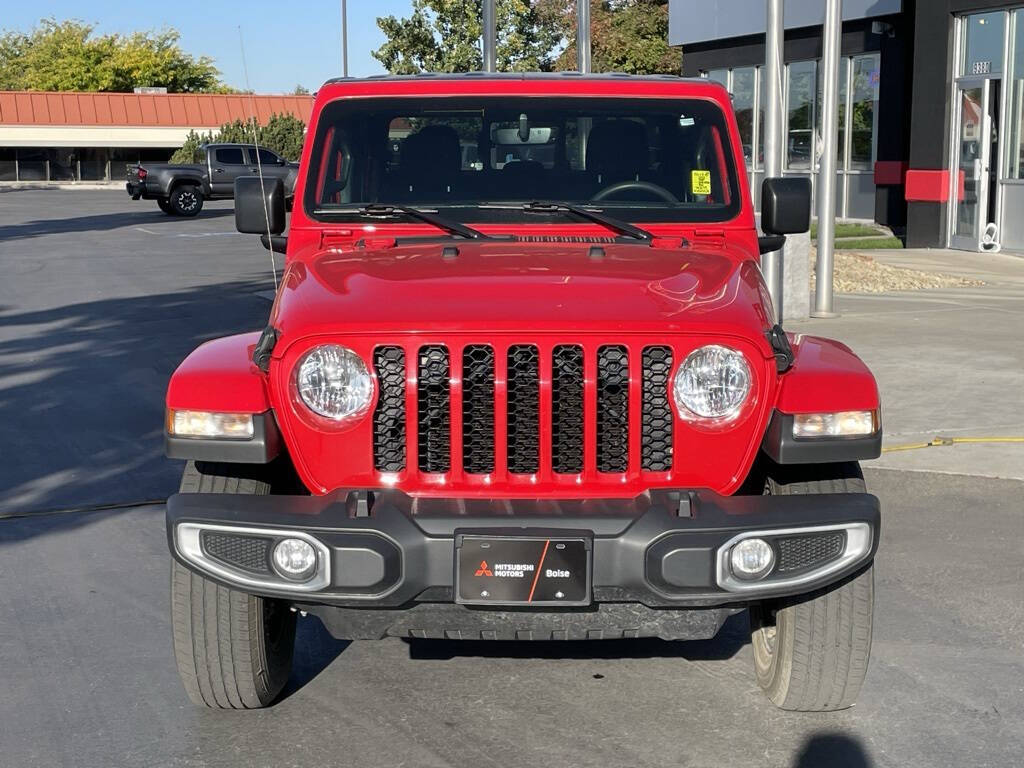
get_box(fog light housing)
[730,538,774,580]
[272,538,318,582]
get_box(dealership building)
[670,0,1024,252]
[0,91,313,184]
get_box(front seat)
[391,124,462,200]
[585,120,650,185]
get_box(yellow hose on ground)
[882,436,1024,453]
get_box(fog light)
[730,538,774,580]
[272,538,318,582]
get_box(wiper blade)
[357,203,491,240]
[512,201,654,242]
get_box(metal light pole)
[813,0,842,317]
[341,0,348,77]
[577,0,591,73]
[762,0,785,321]
[483,0,496,72]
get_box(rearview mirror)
[235,176,285,235]
[761,177,811,235]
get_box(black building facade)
[670,0,1024,253]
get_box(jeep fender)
[762,334,881,464]
[165,333,281,463]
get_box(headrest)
[399,124,461,174]
[585,120,649,179]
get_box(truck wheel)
[749,462,874,711]
[170,461,296,709]
[157,198,175,215]
[169,185,204,217]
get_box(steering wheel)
[592,180,680,204]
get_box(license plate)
[455,535,591,606]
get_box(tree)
[373,0,561,74]
[0,19,225,92]
[545,1,679,75]
[169,113,306,164]
[373,0,680,76]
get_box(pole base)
[810,310,841,319]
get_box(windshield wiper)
[484,201,654,242]
[355,203,491,240]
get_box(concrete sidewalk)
[796,249,1024,480]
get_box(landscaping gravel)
[810,248,986,293]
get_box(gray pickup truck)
[126,143,298,216]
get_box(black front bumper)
[167,489,879,638]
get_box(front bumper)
[167,489,879,631]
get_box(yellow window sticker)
[691,170,712,196]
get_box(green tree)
[373,0,561,74]
[373,0,680,76]
[169,113,306,164]
[545,0,679,75]
[0,19,225,92]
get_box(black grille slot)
[506,345,540,473]
[462,345,495,473]
[641,346,673,471]
[552,345,584,474]
[597,345,629,473]
[201,532,270,574]
[373,346,406,472]
[775,532,846,574]
[417,345,450,473]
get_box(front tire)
[169,185,204,217]
[170,461,296,709]
[750,462,874,711]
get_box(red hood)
[270,241,775,352]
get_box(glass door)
[951,80,993,250]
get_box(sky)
[3,0,415,92]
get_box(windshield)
[305,96,741,224]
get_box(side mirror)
[235,176,285,235]
[761,177,811,235]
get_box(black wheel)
[169,185,204,217]
[750,462,874,711]
[157,198,176,215]
[170,461,297,709]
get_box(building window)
[849,54,880,169]
[705,68,729,87]
[0,147,15,181]
[787,60,817,170]
[1008,10,1024,179]
[731,67,756,168]
[961,11,1006,77]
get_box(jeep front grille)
[372,342,680,480]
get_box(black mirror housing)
[235,176,285,235]
[761,177,811,235]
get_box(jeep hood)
[270,241,774,347]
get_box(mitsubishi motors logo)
[474,561,493,577]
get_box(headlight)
[673,345,751,420]
[295,345,373,421]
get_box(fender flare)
[165,333,281,463]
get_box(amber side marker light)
[793,410,879,439]
[167,409,255,439]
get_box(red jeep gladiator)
[164,74,881,712]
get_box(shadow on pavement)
[404,611,751,661]
[793,733,873,767]
[282,616,352,701]
[0,279,270,521]
[0,207,233,241]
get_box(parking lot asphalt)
[2,191,1022,767]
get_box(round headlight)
[295,345,373,421]
[674,345,751,420]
